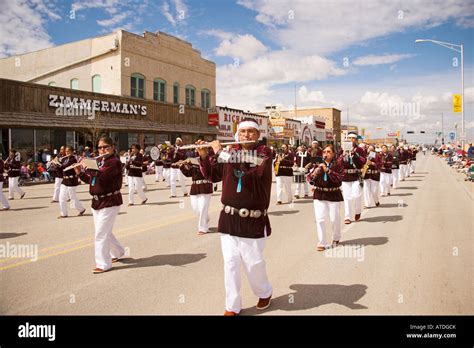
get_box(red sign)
[387,132,397,137]
[208,113,218,126]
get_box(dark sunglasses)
[98,145,111,150]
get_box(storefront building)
[0,79,217,160]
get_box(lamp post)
[415,39,464,149]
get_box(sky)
[0,0,473,143]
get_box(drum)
[293,172,305,183]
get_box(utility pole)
[441,112,444,145]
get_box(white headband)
[234,120,259,141]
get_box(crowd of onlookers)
[6,147,96,185]
[432,143,474,181]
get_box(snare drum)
[293,172,306,183]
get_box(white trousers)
[53,177,62,201]
[59,185,85,217]
[163,168,171,186]
[220,233,272,314]
[190,194,211,233]
[391,169,399,188]
[276,176,292,202]
[295,181,309,196]
[170,168,187,196]
[313,200,341,247]
[8,177,24,199]
[399,164,407,181]
[341,181,362,221]
[128,176,147,204]
[0,186,10,208]
[92,205,125,270]
[363,179,379,207]
[379,172,392,196]
[410,160,416,173]
[155,165,164,181]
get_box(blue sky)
[1,0,473,143]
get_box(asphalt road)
[0,153,472,315]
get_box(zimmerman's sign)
[48,94,147,119]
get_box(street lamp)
[415,39,465,149]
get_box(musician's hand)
[73,164,82,175]
[210,140,222,155]
[320,163,328,172]
[195,140,208,159]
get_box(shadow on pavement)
[293,199,313,204]
[7,206,48,211]
[359,215,402,223]
[390,193,413,197]
[137,201,179,206]
[377,203,408,208]
[398,186,418,190]
[341,236,389,246]
[0,232,28,239]
[243,283,368,315]
[267,210,300,216]
[112,253,207,270]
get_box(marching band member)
[339,133,366,224]
[0,157,10,210]
[179,151,213,235]
[58,146,86,218]
[5,149,25,200]
[163,146,173,187]
[275,144,294,205]
[154,145,164,182]
[125,144,148,206]
[75,136,125,274]
[309,141,323,165]
[139,148,149,191]
[197,118,273,316]
[362,145,381,208]
[410,146,418,174]
[51,146,66,202]
[294,144,311,198]
[308,144,344,251]
[390,145,400,189]
[170,138,188,198]
[398,146,409,181]
[379,145,393,196]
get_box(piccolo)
[64,154,107,171]
[177,140,256,150]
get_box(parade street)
[0,153,472,315]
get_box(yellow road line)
[0,207,221,271]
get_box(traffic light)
[407,131,415,134]
[420,131,425,134]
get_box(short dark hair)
[65,146,74,152]
[131,143,141,151]
[323,144,335,153]
[98,136,115,147]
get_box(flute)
[177,140,256,150]
[64,154,107,171]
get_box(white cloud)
[215,34,268,62]
[238,0,474,55]
[161,0,188,26]
[0,0,60,57]
[96,11,132,27]
[353,54,415,66]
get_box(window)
[92,75,101,93]
[185,85,195,106]
[48,82,56,86]
[173,82,179,104]
[70,78,79,90]
[201,89,210,109]
[131,73,145,98]
[153,78,166,102]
